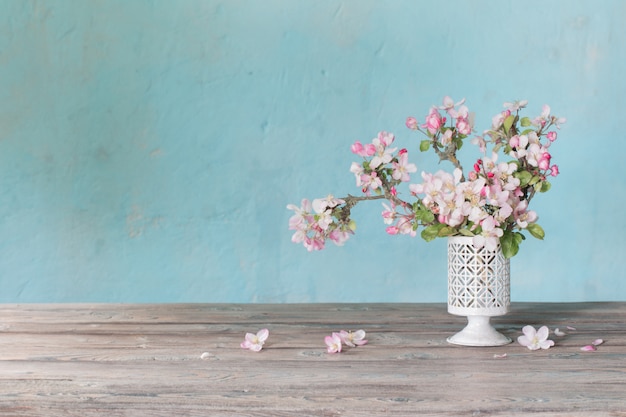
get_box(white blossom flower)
[517,325,554,350]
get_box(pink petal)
[517,335,532,347]
[257,328,269,342]
[521,325,537,339]
[539,339,555,349]
[493,353,508,359]
[580,345,597,352]
[554,328,566,336]
[567,326,577,331]
[536,326,550,340]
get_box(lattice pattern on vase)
[447,236,510,317]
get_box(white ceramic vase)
[447,235,511,346]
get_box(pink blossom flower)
[303,235,325,252]
[325,332,343,353]
[537,151,551,171]
[350,140,376,157]
[369,132,397,169]
[509,135,521,149]
[422,107,445,134]
[386,225,399,235]
[241,329,269,352]
[473,216,503,251]
[549,164,559,177]
[328,229,351,246]
[517,325,554,350]
[503,100,528,112]
[439,96,466,113]
[491,110,510,130]
[456,116,472,135]
[526,143,549,167]
[315,209,333,231]
[440,129,453,145]
[350,162,364,186]
[533,104,551,126]
[389,214,417,237]
[381,203,396,225]
[312,195,344,214]
[509,134,529,159]
[455,105,469,119]
[552,116,567,128]
[287,199,312,231]
[546,131,557,142]
[339,330,368,347]
[377,131,395,147]
[513,200,538,229]
[392,149,417,182]
[405,116,418,130]
[360,172,383,192]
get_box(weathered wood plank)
[1,303,626,416]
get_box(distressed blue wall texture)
[0,0,624,302]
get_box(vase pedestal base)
[447,315,512,347]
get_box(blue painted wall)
[0,0,624,302]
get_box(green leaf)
[520,117,532,127]
[415,209,435,223]
[459,228,475,237]
[515,170,533,186]
[528,175,541,186]
[500,232,519,259]
[527,223,545,240]
[420,140,431,152]
[503,115,515,134]
[540,181,552,192]
[438,226,456,237]
[421,224,443,242]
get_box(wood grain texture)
[1,303,625,416]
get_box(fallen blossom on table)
[517,325,554,350]
[580,338,604,352]
[240,328,269,352]
[339,330,368,347]
[325,332,343,354]
[554,328,566,337]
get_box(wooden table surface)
[1,302,625,416]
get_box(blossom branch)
[288,96,564,258]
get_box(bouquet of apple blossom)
[287,97,565,258]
